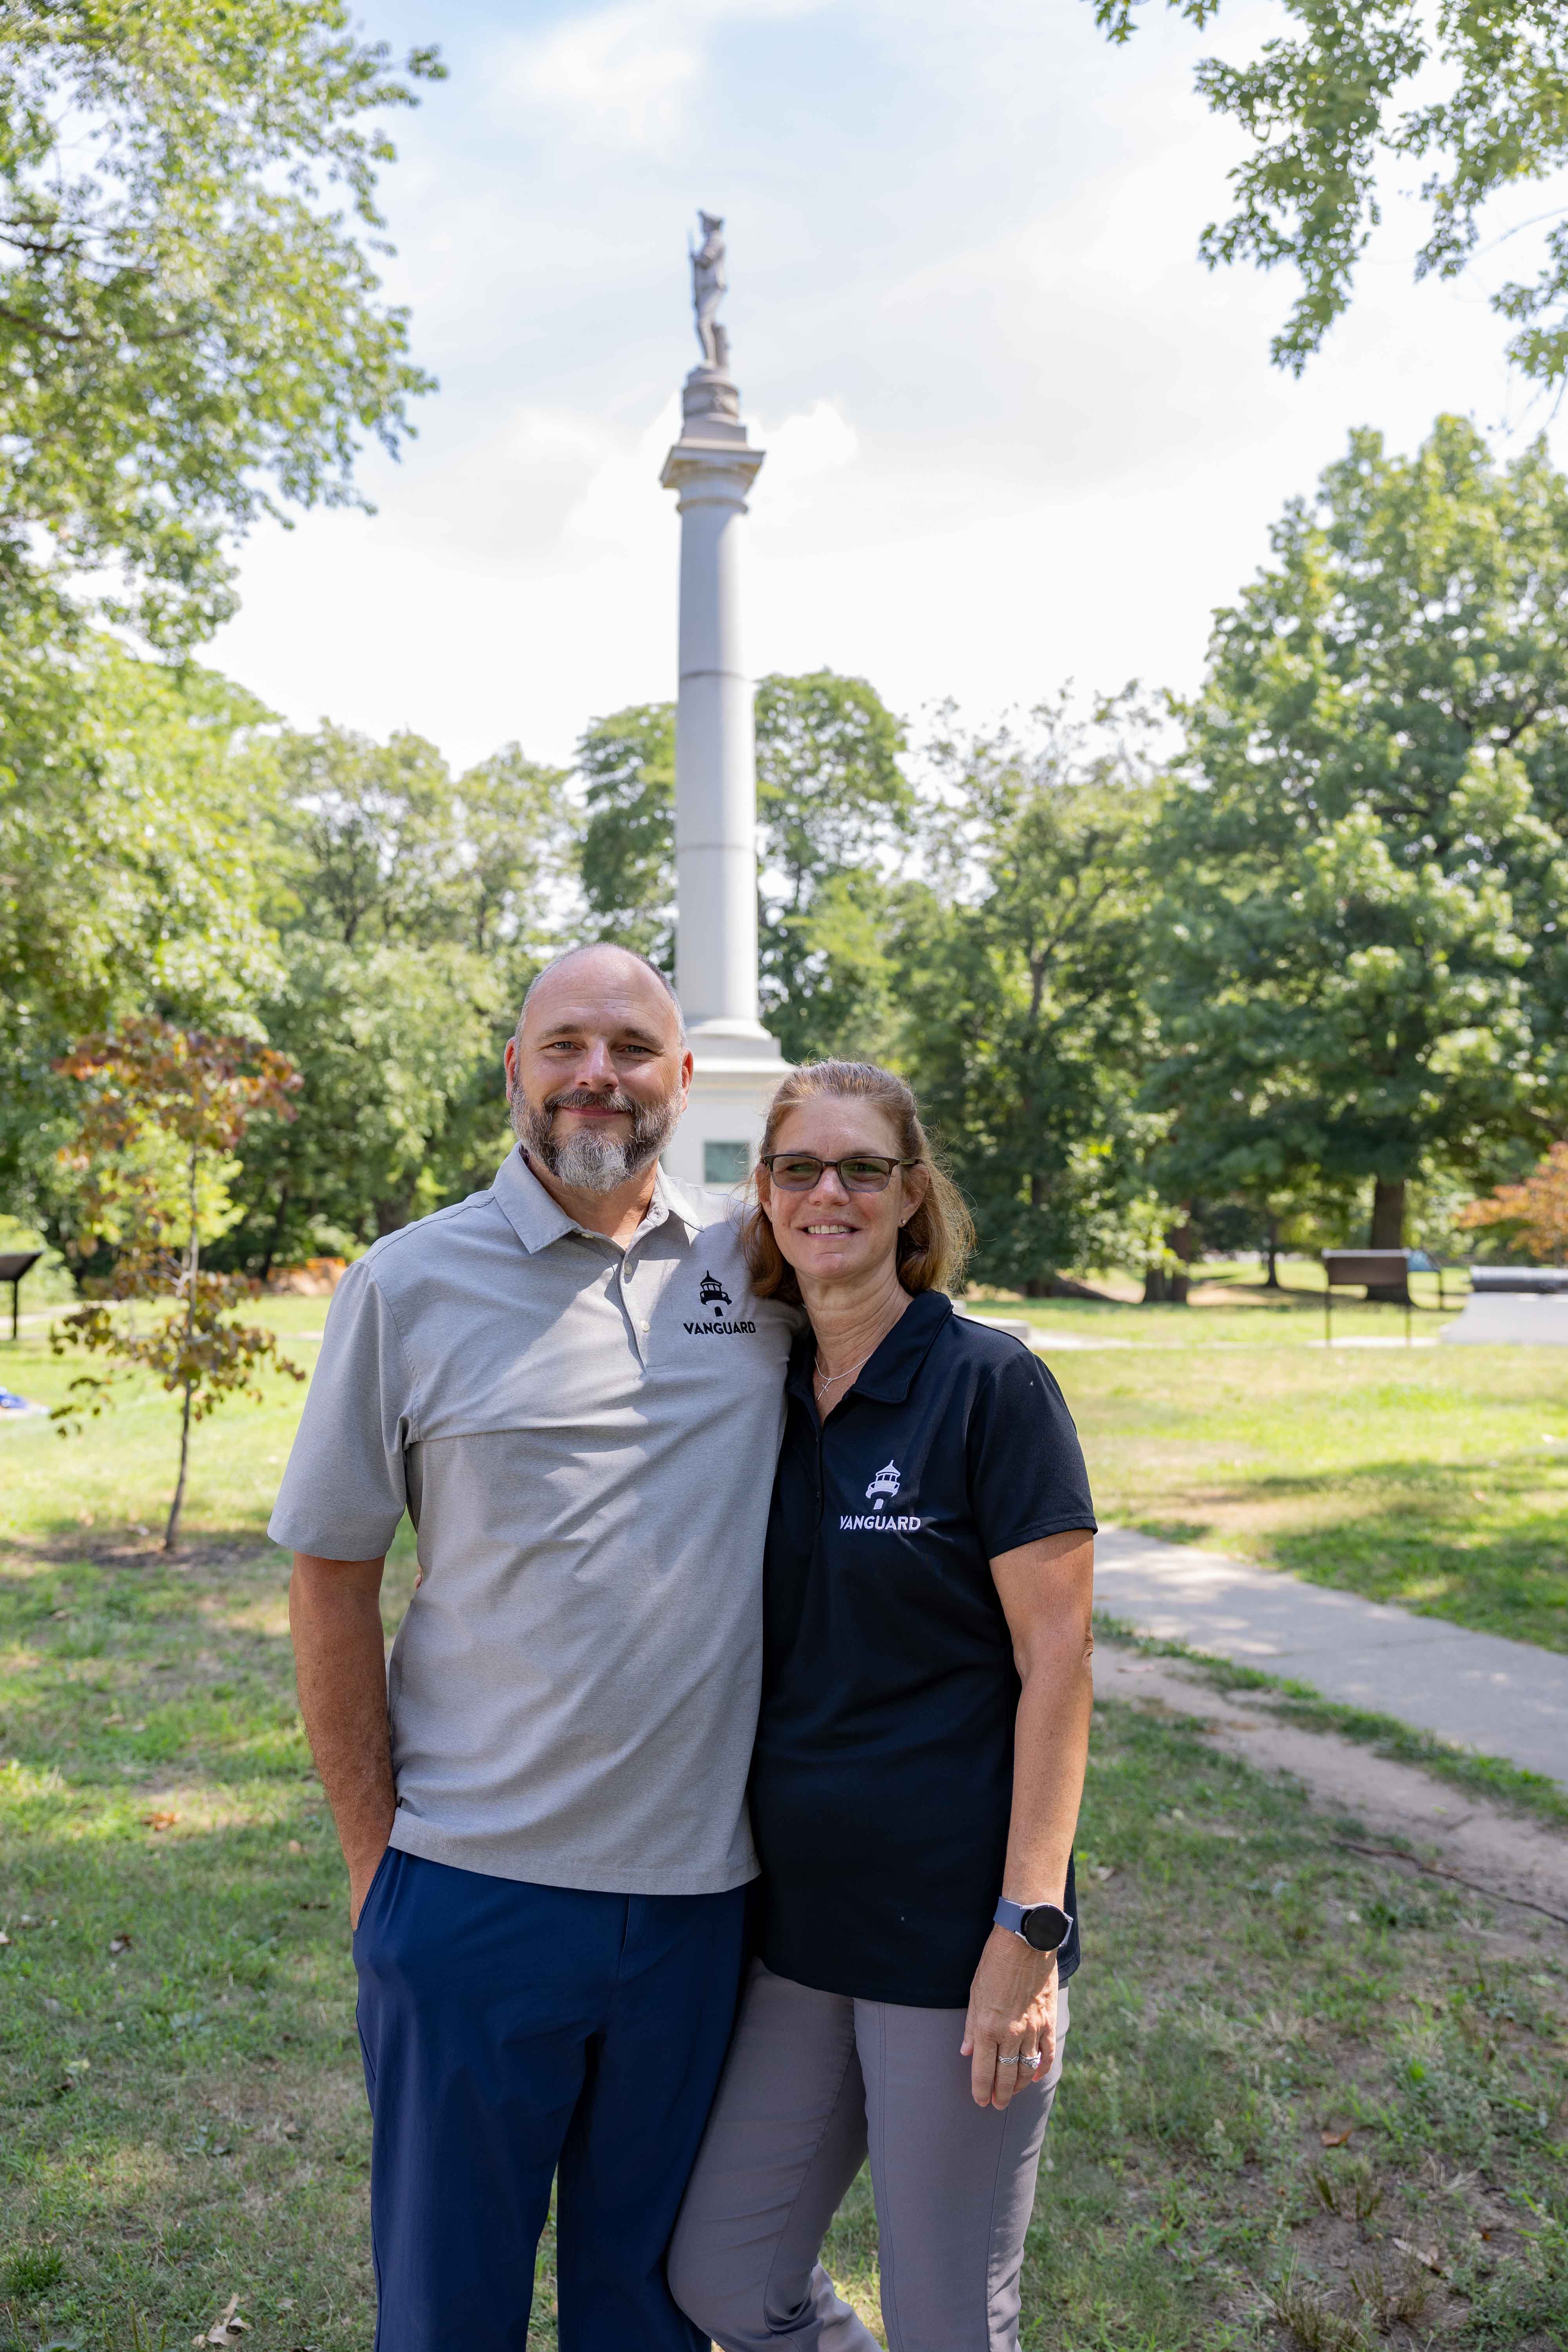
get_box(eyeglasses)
[760,1153,916,1194]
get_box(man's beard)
[511,1083,681,1196]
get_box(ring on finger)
[996,2052,1022,2067]
[1021,2051,1040,2069]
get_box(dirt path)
[1094,1642,1568,1926]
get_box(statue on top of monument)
[690,210,730,374]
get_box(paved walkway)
[1094,1526,1568,1788]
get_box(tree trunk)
[1369,1177,1406,1249]
[1366,1176,1408,1302]
[1157,1210,1196,1307]
[164,1377,194,1553]
[1024,1275,1051,1299]
[1263,1216,1281,1289]
[1142,1265,1167,1305]
[165,1143,201,1555]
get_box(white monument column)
[659,212,786,1192]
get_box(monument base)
[663,1019,788,1196]
[1440,1295,1568,1345]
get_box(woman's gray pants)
[668,1960,1068,2352]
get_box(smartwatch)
[994,1896,1073,1953]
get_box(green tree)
[894,697,1163,1293]
[0,7,441,1248]
[456,745,579,955]
[0,641,282,1249]
[0,0,441,648]
[220,936,518,1271]
[270,722,574,953]
[270,723,459,948]
[577,704,677,965]
[755,671,912,1062]
[767,868,903,1069]
[1091,2,1568,387]
[218,723,571,1270]
[1149,416,1568,1253]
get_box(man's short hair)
[517,945,687,1045]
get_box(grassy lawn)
[964,1275,1568,1654]
[3,1525,1565,2351]
[2,1290,1566,2345]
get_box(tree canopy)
[893,697,1163,1291]
[577,704,677,967]
[222,723,573,1270]
[0,0,441,646]
[1091,2,1568,385]
[0,640,283,1260]
[1149,414,1568,1247]
[755,670,913,1062]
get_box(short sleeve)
[268,1258,417,1561]
[965,1344,1096,1561]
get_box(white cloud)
[501,3,701,151]
[566,396,682,546]
[492,0,833,152]
[753,398,859,520]
[386,407,618,564]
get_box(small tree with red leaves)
[1458,1144,1568,1268]
[52,1019,307,1552]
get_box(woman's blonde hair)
[742,1060,974,1305]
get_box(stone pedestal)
[660,362,786,1193]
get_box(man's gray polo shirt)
[269,1148,797,1896]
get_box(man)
[273,945,797,2351]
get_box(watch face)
[1022,1904,1068,1953]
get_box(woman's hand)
[961,1928,1057,2109]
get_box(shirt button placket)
[621,1252,652,1363]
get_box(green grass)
[0,1302,334,1554]
[962,1278,1568,1652]
[3,1535,1566,2350]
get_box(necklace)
[813,1351,869,1399]
[812,1294,909,1402]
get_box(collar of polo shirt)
[785,1286,953,1408]
[492,1144,706,1255]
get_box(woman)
[669,1060,1096,2352]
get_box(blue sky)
[207,0,1568,769]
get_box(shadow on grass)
[1249,1460,1568,1651]
[1120,1458,1568,1652]
[0,1528,283,1573]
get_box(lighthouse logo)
[842,1459,920,1534]
[683,1267,755,1337]
[866,1461,901,1511]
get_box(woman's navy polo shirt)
[750,1289,1097,2010]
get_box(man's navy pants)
[353,1846,748,2351]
